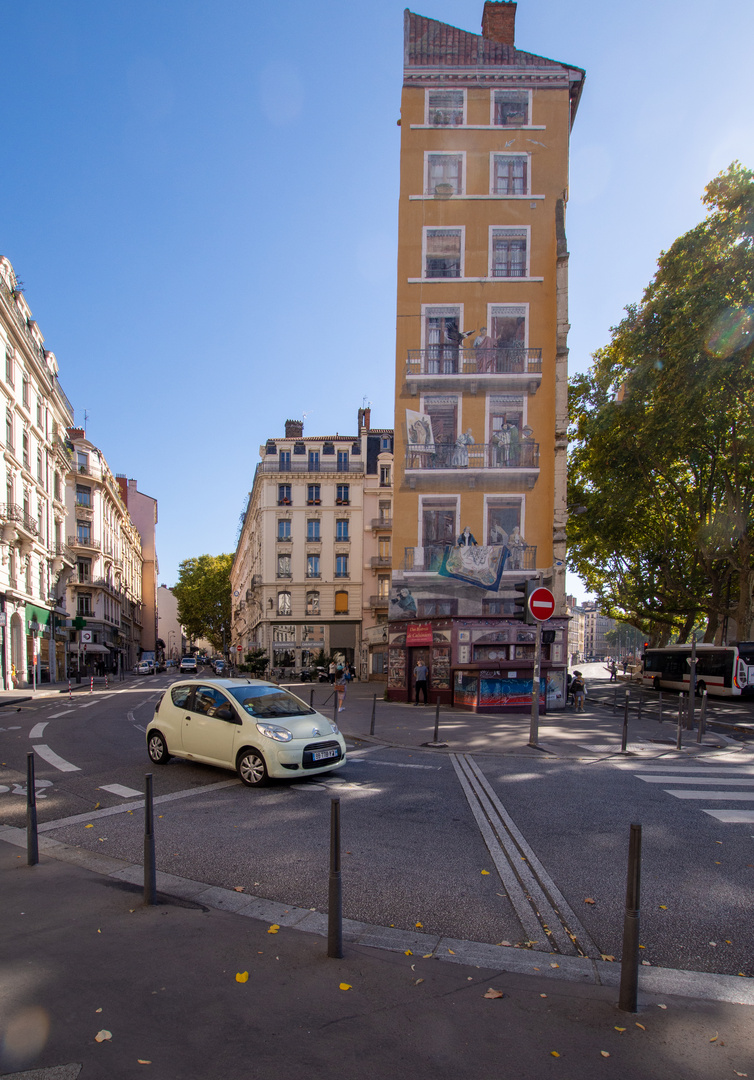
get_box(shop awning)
[68,643,110,654]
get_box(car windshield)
[228,685,314,719]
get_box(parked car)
[146,678,346,786]
[134,661,153,676]
[179,656,198,674]
[212,659,226,675]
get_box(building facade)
[387,3,583,710]
[118,477,158,656]
[156,584,186,663]
[63,430,144,675]
[231,412,393,676]
[0,257,76,688]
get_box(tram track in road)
[451,753,600,959]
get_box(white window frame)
[424,151,466,197]
[489,152,531,197]
[489,88,532,127]
[419,393,462,443]
[421,226,465,280]
[417,494,461,552]
[486,303,530,349]
[419,304,465,351]
[488,225,531,279]
[425,87,466,127]
[482,494,526,546]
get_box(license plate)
[312,748,338,762]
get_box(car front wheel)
[237,749,269,787]
[147,731,170,764]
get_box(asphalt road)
[2,669,754,982]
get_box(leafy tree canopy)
[172,554,233,652]
[568,163,754,644]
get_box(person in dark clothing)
[414,661,428,705]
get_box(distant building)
[156,584,185,662]
[581,601,615,661]
[231,412,393,676]
[565,594,585,665]
[117,477,158,654]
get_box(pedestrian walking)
[334,666,347,712]
[413,660,428,705]
[328,660,337,684]
[571,671,586,712]
[606,660,618,682]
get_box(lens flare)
[1,1006,50,1069]
[705,307,754,359]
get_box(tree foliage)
[172,554,233,652]
[568,163,754,644]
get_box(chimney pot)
[482,1,516,46]
[284,419,304,438]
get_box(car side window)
[171,686,193,709]
[191,685,232,717]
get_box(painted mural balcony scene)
[0,503,40,537]
[403,543,537,574]
[405,441,539,485]
[406,347,542,393]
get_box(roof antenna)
[83,409,89,434]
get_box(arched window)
[334,590,348,614]
[277,591,291,616]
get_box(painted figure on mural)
[408,416,432,446]
[473,326,494,373]
[392,587,417,617]
[508,525,527,569]
[451,428,474,467]
[456,526,477,546]
[489,520,509,548]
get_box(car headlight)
[256,723,293,743]
[330,721,339,734]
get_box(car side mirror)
[216,706,239,723]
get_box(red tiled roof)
[405,10,582,72]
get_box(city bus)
[641,643,754,697]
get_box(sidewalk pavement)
[2,836,753,1080]
[300,679,740,758]
[0,677,135,707]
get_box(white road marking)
[665,791,754,800]
[349,759,441,770]
[703,810,754,823]
[134,724,146,733]
[37,778,240,832]
[33,744,81,772]
[29,722,48,739]
[99,783,143,798]
[638,775,754,786]
[78,702,96,709]
[622,764,754,775]
[48,710,74,718]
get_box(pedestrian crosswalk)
[618,757,754,823]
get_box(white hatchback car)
[146,678,346,786]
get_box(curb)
[2,825,752,1007]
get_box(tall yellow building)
[387,3,584,710]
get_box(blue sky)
[2,0,753,597]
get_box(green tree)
[243,648,269,677]
[568,163,754,644]
[172,554,233,652]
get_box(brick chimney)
[482,1,516,46]
[358,406,371,432]
[284,419,304,438]
[67,427,85,441]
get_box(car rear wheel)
[147,731,170,764]
[237,749,269,787]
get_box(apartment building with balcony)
[231,411,393,676]
[63,429,144,674]
[360,413,393,680]
[0,257,76,687]
[117,476,159,656]
[387,4,583,709]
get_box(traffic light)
[542,629,556,645]
[513,580,535,624]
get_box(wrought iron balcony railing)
[406,346,542,378]
[405,441,539,471]
[0,503,40,536]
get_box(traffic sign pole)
[528,621,542,749]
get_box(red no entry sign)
[528,587,555,621]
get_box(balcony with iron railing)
[260,458,364,475]
[0,503,40,537]
[404,543,537,573]
[405,441,539,477]
[370,555,392,569]
[68,534,102,551]
[369,595,390,608]
[55,541,76,564]
[371,517,392,530]
[406,346,542,392]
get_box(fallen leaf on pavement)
[414,978,424,985]
[448,949,455,954]
[614,1027,626,1033]
[550,1051,560,1058]
[267,924,279,934]
[635,1023,645,1031]
[85,824,93,829]
[733,1071,747,1077]
[658,1004,667,1009]
[95,1030,112,1043]
[415,922,423,928]
[137,1061,151,1065]
[710,1033,718,1042]
[659,905,667,910]
[601,955,615,962]
[235,972,249,983]
[601,1052,610,1058]
[584,898,595,904]
[233,886,245,893]
[484,988,504,999]
[339,983,352,991]
[497,941,512,947]
[481,870,490,875]
[404,950,413,956]
[422,954,433,958]
[642,960,651,966]
[95,1009,102,1014]
[550,963,559,969]
[94,802,100,809]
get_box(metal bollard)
[309,687,315,708]
[697,690,708,744]
[433,700,441,742]
[26,752,39,866]
[676,695,683,750]
[621,690,630,752]
[89,676,93,694]
[618,823,642,1012]
[144,773,156,906]
[369,693,376,736]
[327,796,343,958]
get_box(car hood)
[242,708,338,741]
